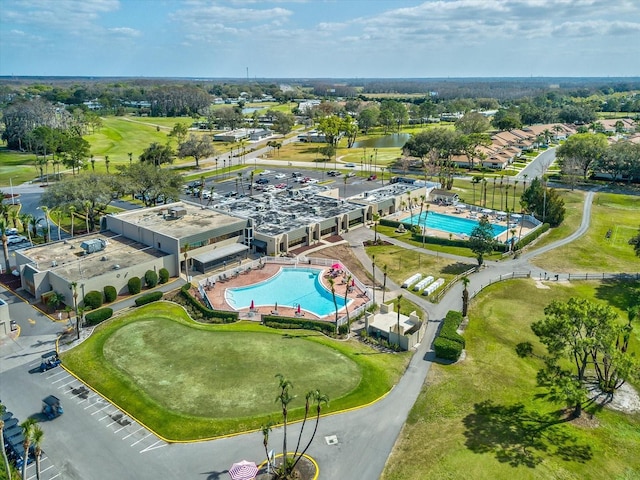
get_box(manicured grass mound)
[61,301,410,440]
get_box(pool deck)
[393,202,534,243]
[202,263,368,321]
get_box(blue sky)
[1,0,639,78]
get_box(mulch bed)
[254,455,317,480]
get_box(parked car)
[275,183,287,189]
[327,170,340,176]
[274,173,286,179]
[7,235,27,245]
[292,172,303,178]
[345,163,356,168]
[346,172,356,177]
[7,227,18,235]
[256,178,269,184]
[306,178,319,184]
[259,170,273,176]
[367,174,377,181]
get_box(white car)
[7,235,27,245]
[259,170,273,176]
[274,173,286,179]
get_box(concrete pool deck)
[392,202,535,244]
[202,263,368,321]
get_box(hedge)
[262,315,335,335]
[380,218,402,228]
[179,283,238,323]
[158,268,170,284]
[445,310,463,327]
[514,223,550,250]
[144,270,159,288]
[104,285,117,303]
[83,290,104,309]
[434,337,463,361]
[135,291,163,306]
[128,277,142,295]
[85,307,113,326]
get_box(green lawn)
[0,147,40,187]
[532,192,640,273]
[61,301,410,440]
[382,278,640,480]
[526,189,586,250]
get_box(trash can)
[10,320,17,331]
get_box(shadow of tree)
[440,262,475,275]
[463,400,592,468]
[594,278,640,311]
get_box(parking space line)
[122,426,144,440]
[56,379,76,389]
[91,404,110,415]
[131,432,152,447]
[114,423,130,433]
[98,411,117,421]
[45,370,66,379]
[51,375,72,384]
[49,474,61,480]
[140,440,166,453]
[85,399,103,410]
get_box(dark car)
[256,178,269,184]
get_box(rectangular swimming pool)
[407,211,507,238]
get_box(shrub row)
[434,310,465,361]
[179,283,238,323]
[379,218,402,228]
[514,223,550,250]
[84,307,113,326]
[262,315,336,335]
[135,291,163,306]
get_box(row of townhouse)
[450,123,580,170]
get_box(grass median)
[61,301,410,441]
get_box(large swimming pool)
[407,211,507,238]
[225,267,348,317]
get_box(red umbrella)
[331,263,342,270]
[250,300,254,310]
[297,304,301,314]
[229,460,258,480]
[351,279,355,287]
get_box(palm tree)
[261,421,274,473]
[31,424,44,480]
[83,200,91,233]
[20,418,37,480]
[343,274,352,336]
[274,374,295,476]
[382,265,388,304]
[482,178,488,207]
[372,213,380,243]
[68,205,76,237]
[183,243,191,280]
[104,155,110,173]
[491,177,497,209]
[471,176,481,205]
[504,184,510,211]
[90,154,95,171]
[328,277,339,334]
[51,207,63,241]
[290,390,328,474]
[70,281,79,339]
[39,206,51,242]
[28,215,39,241]
[461,276,470,317]
[46,291,65,314]
[9,208,19,230]
[0,220,10,273]
[0,403,12,480]
[371,255,376,303]
[510,228,517,252]
[395,294,403,349]
[512,180,519,211]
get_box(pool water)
[225,267,348,317]
[407,211,507,238]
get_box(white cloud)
[108,27,141,37]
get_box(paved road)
[0,181,603,479]
[516,147,556,180]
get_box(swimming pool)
[225,267,349,317]
[407,211,507,238]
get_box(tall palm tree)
[70,281,79,339]
[0,220,10,274]
[461,276,470,317]
[31,424,44,480]
[9,208,19,229]
[83,200,91,233]
[491,177,497,209]
[328,277,339,333]
[382,265,388,304]
[512,180,519,211]
[372,213,380,243]
[20,418,37,480]
[504,184,510,211]
[343,274,352,336]
[67,205,76,237]
[52,208,63,241]
[28,215,39,241]
[0,403,11,480]
[371,255,376,303]
[46,291,65,314]
[290,390,328,474]
[274,374,295,476]
[39,206,51,242]
[396,294,403,349]
[90,155,95,171]
[482,178,488,207]
[104,155,110,174]
[471,176,481,205]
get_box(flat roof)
[192,243,248,264]
[370,310,417,335]
[214,186,363,236]
[20,232,165,282]
[110,201,245,239]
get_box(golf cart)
[42,395,63,420]
[39,351,61,372]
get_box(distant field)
[0,147,38,187]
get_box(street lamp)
[9,178,15,204]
